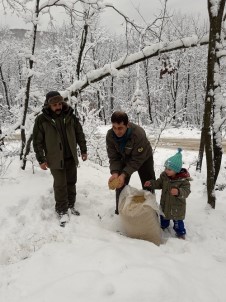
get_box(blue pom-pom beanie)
[164,148,183,173]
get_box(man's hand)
[108,173,126,189]
[81,154,87,161]
[108,173,119,183]
[117,173,126,188]
[40,162,48,170]
[108,173,119,190]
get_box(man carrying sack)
[106,111,155,214]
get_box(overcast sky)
[0,0,208,33]
[101,0,208,32]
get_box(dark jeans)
[115,156,155,214]
[160,215,186,236]
[50,158,77,214]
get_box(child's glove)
[144,180,151,187]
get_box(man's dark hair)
[111,111,129,125]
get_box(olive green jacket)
[150,169,191,220]
[106,122,153,176]
[33,105,87,169]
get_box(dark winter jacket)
[33,104,87,169]
[150,168,191,220]
[106,122,153,176]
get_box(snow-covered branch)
[63,34,209,98]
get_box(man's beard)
[55,109,62,114]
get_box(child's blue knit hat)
[164,148,183,173]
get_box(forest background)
[0,0,226,207]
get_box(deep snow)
[0,128,226,302]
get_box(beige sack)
[119,185,162,246]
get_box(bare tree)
[199,0,226,208]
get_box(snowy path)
[0,154,226,302]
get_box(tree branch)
[62,34,209,98]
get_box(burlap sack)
[119,185,162,246]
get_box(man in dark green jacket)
[106,111,155,214]
[33,91,87,225]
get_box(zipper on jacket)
[59,142,62,150]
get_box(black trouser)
[50,158,77,214]
[115,156,155,214]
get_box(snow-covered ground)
[0,128,226,302]
[97,125,203,139]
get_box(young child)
[144,148,191,239]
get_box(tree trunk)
[183,59,191,124]
[76,23,88,80]
[202,0,226,208]
[21,133,33,170]
[143,60,153,123]
[196,126,205,172]
[169,60,180,121]
[110,76,114,113]
[0,65,11,109]
[20,0,39,165]
[97,89,103,121]
[213,133,223,184]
